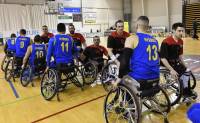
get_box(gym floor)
[0,37,199,123]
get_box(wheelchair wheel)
[104,84,141,123]
[82,62,97,85]
[189,72,196,89]
[143,86,171,113]
[5,59,14,81]
[41,69,58,101]
[1,56,8,72]
[20,66,32,87]
[70,66,84,88]
[101,63,118,92]
[160,69,183,106]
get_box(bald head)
[136,16,149,31]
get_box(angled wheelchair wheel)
[101,63,118,92]
[160,69,183,106]
[189,72,196,89]
[5,59,14,81]
[1,56,8,72]
[20,66,32,87]
[104,84,141,123]
[143,86,171,113]
[41,69,58,101]
[70,66,84,88]
[82,62,98,85]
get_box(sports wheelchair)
[40,62,85,101]
[20,58,46,87]
[4,55,23,82]
[160,67,197,106]
[104,75,171,123]
[101,60,119,91]
[1,51,15,72]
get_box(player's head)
[68,23,75,34]
[10,33,16,38]
[115,20,124,33]
[42,25,48,33]
[172,22,184,39]
[57,23,66,33]
[93,36,100,45]
[34,35,41,43]
[20,29,26,36]
[136,16,149,31]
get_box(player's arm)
[4,41,8,53]
[22,46,32,68]
[46,38,54,68]
[80,34,87,49]
[107,35,116,60]
[160,42,178,78]
[120,35,137,67]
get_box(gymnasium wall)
[0,0,123,38]
[131,0,182,32]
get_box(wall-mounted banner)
[59,7,81,13]
[57,13,73,24]
[124,21,129,33]
[83,12,97,24]
[56,0,81,7]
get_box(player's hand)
[170,69,178,79]
[45,67,49,73]
[21,64,25,69]
[114,59,120,68]
[112,81,119,90]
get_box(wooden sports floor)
[0,37,199,123]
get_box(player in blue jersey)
[15,29,31,71]
[4,33,16,56]
[114,16,159,87]
[46,23,79,89]
[22,35,46,72]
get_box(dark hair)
[20,29,26,35]
[42,25,48,28]
[172,22,184,30]
[137,16,149,24]
[68,23,75,27]
[10,33,16,38]
[93,35,100,39]
[34,35,41,43]
[57,23,66,32]
[115,20,124,27]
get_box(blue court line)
[7,80,20,98]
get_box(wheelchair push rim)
[81,62,98,85]
[41,69,58,101]
[160,69,183,106]
[101,63,118,92]
[20,66,32,87]
[104,84,141,123]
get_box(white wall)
[0,0,123,38]
[131,0,183,32]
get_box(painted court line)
[32,94,106,123]
[7,80,20,98]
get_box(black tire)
[143,86,171,113]
[101,63,115,92]
[160,69,183,106]
[5,59,14,81]
[82,62,97,85]
[70,66,84,88]
[189,72,196,89]
[1,56,7,72]
[41,69,58,101]
[20,66,32,87]
[104,84,141,123]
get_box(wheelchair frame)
[40,64,85,101]
[104,75,170,123]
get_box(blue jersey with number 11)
[129,33,160,80]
